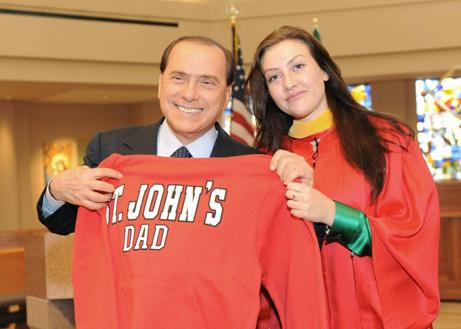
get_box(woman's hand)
[270,150,313,186]
[285,182,335,226]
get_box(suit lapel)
[211,123,236,157]
[122,119,163,155]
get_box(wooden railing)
[0,247,25,296]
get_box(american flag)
[228,21,256,146]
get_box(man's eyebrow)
[167,71,221,83]
[199,75,220,83]
[168,70,187,76]
[263,54,307,75]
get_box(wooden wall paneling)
[437,182,461,300]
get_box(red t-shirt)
[72,154,328,329]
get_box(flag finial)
[225,3,240,24]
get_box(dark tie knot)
[170,146,192,158]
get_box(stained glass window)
[348,83,372,109]
[415,77,461,180]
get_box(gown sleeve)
[367,137,440,328]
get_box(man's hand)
[49,165,123,210]
[270,150,313,186]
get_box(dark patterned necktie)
[170,146,192,158]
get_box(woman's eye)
[293,63,305,71]
[267,74,280,83]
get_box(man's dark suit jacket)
[37,119,258,235]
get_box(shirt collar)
[157,120,218,158]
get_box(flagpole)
[223,3,256,146]
[220,3,240,134]
[225,3,239,61]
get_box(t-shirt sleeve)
[72,154,122,329]
[257,180,329,329]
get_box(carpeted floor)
[434,302,461,329]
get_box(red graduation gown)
[284,123,440,329]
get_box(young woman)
[246,25,440,329]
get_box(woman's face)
[261,39,329,121]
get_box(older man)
[37,36,257,234]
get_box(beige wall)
[0,100,161,230]
[0,102,21,230]
[1,0,459,84]
[0,0,458,230]
[209,0,461,80]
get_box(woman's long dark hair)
[245,26,413,202]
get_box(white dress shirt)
[157,121,217,158]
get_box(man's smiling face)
[157,40,231,144]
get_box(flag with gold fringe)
[228,21,256,146]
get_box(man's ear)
[226,85,232,101]
[223,85,232,110]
